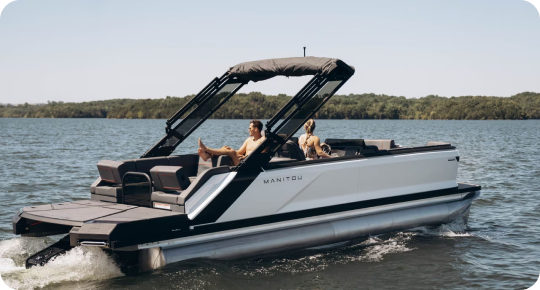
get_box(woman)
[298,119,332,160]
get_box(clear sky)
[0,0,539,104]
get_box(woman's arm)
[312,136,332,158]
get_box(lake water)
[0,119,538,289]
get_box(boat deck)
[18,200,182,227]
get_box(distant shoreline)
[1,92,538,120]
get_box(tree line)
[1,92,538,120]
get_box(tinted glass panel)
[159,82,242,149]
[276,80,342,139]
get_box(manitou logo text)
[263,175,302,184]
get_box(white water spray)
[0,237,124,290]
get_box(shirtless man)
[197,119,265,166]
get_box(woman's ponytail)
[303,119,316,146]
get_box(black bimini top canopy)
[142,57,355,164]
[228,57,355,82]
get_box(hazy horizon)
[2,90,540,106]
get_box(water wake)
[411,217,473,237]
[349,232,416,262]
[220,231,417,278]
[222,220,476,278]
[0,237,124,290]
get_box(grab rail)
[80,241,108,247]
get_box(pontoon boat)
[12,57,481,271]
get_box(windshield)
[161,82,243,149]
[276,80,343,139]
[142,79,244,157]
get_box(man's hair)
[250,119,263,132]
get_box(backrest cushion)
[134,157,169,173]
[426,141,450,146]
[168,154,199,176]
[324,139,366,148]
[364,139,395,150]
[276,140,305,161]
[215,155,232,167]
[361,145,379,155]
[97,160,136,184]
[345,148,359,156]
[150,166,191,191]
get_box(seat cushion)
[94,185,123,197]
[151,191,180,204]
[364,139,395,150]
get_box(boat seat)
[90,177,123,202]
[150,166,191,192]
[324,139,365,148]
[197,155,232,176]
[269,157,298,163]
[214,155,232,167]
[133,157,169,174]
[364,139,396,150]
[426,141,450,146]
[168,154,199,177]
[151,166,231,208]
[325,139,365,156]
[90,177,101,194]
[151,191,180,205]
[96,160,137,184]
[94,184,123,197]
[361,145,379,155]
[324,139,381,156]
[345,148,358,156]
[96,154,199,183]
[275,140,305,161]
